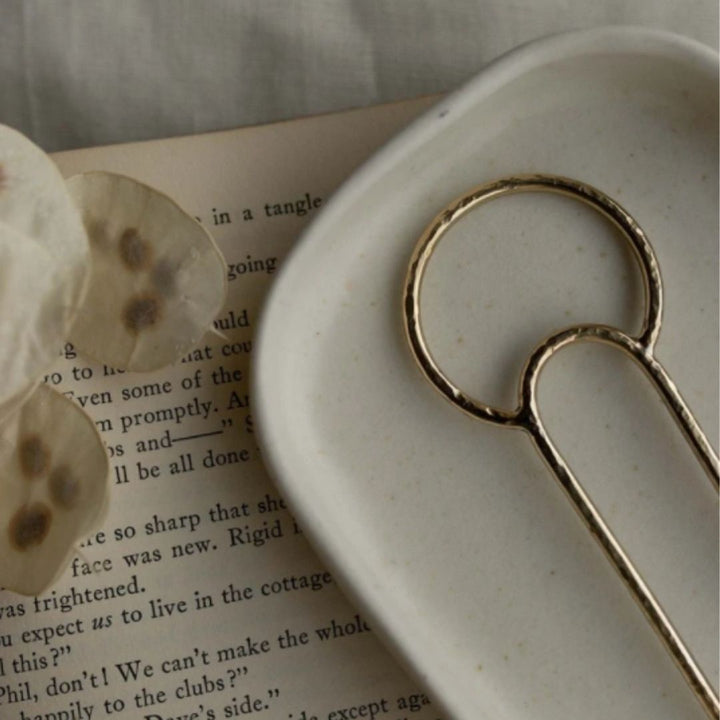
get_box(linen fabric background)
[0,0,717,153]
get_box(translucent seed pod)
[0,384,109,595]
[0,125,90,412]
[66,172,227,371]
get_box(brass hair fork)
[403,174,719,718]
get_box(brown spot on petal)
[119,228,152,271]
[123,294,162,333]
[9,502,52,550]
[49,465,80,509]
[151,258,177,297]
[18,435,50,478]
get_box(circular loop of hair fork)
[402,173,663,426]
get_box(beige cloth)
[0,0,717,152]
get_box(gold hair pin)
[403,174,719,718]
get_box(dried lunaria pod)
[0,125,89,415]
[0,384,109,595]
[0,132,228,595]
[0,224,56,418]
[66,172,227,371]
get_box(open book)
[0,97,443,720]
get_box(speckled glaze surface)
[254,28,719,720]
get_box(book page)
[0,97,444,720]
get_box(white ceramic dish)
[254,28,718,720]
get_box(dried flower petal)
[66,172,227,370]
[0,222,68,413]
[0,124,89,411]
[0,123,89,328]
[0,384,109,595]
